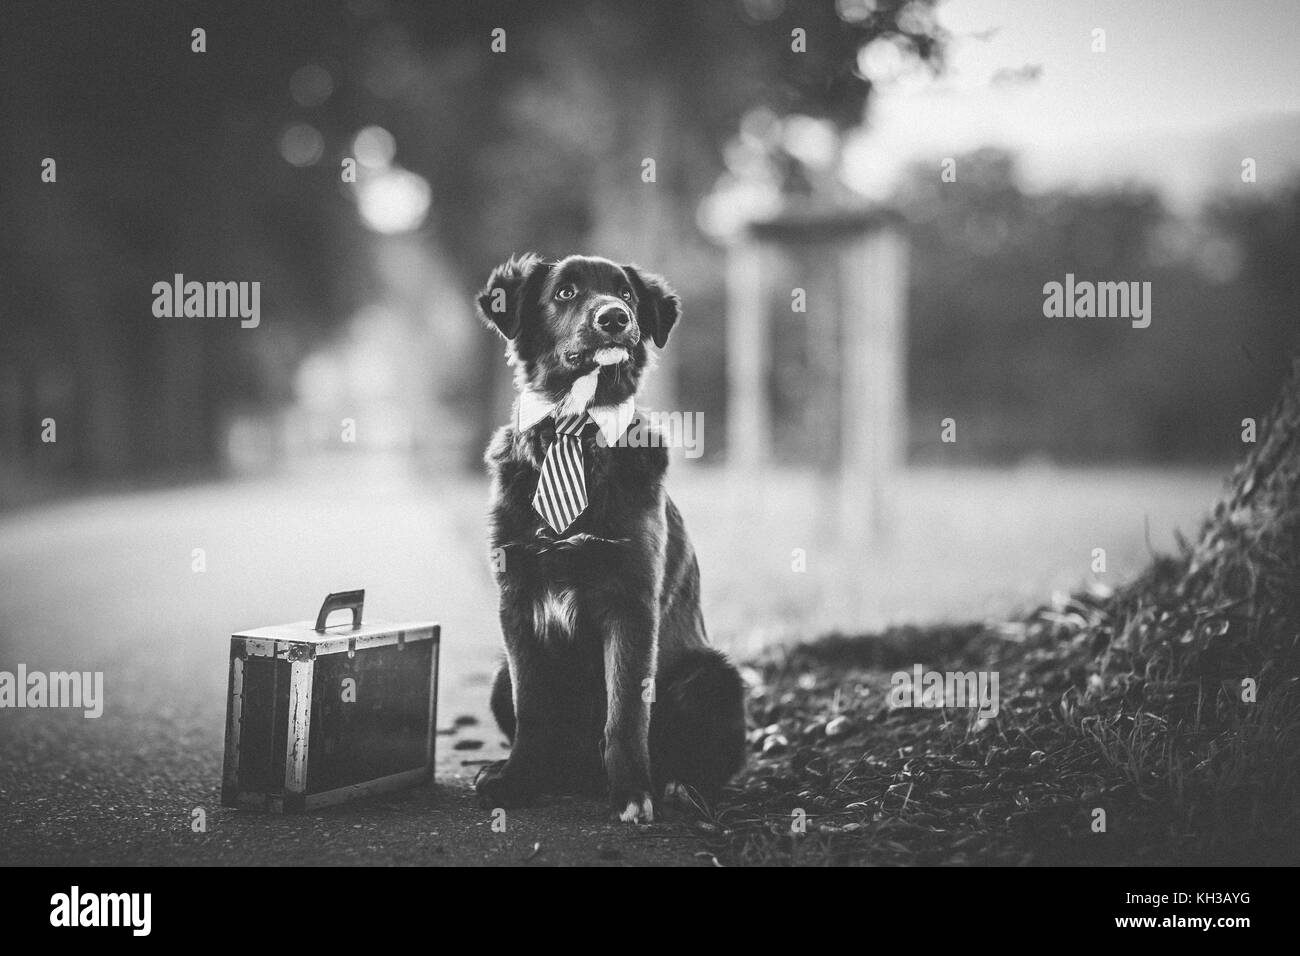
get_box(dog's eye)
[556,285,577,301]
[620,289,633,302]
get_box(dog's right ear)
[475,253,548,340]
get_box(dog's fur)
[472,253,746,822]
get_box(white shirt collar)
[516,387,635,447]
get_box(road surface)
[0,462,1221,864]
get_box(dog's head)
[474,253,680,405]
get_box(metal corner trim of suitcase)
[221,590,440,812]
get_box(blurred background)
[2,0,1299,738]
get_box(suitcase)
[221,590,440,812]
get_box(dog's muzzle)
[588,296,637,343]
[594,304,632,333]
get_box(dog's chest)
[531,585,582,644]
[493,429,639,644]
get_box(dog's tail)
[650,647,747,800]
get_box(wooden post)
[726,239,771,473]
[839,226,908,548]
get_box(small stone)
[824,715,852,737]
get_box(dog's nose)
[594,307,630,332]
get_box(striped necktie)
[533,413,589,534]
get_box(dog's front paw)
[611,788,654,824]
[474,760,540,809]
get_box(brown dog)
[472,253,745,822]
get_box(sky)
[843,0,1300,205]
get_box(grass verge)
[697,361,1300,866]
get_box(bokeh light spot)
[279,123,325,166]
[289,64,334,107]
[354,125,397,169]
[836,0,877,24]
[355,167,431,234]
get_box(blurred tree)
[1,0,946,495]
[1,2,371,497]
[1205,182,1300,367]
[350,0,946,456]
[895,149,1296,463]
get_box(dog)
[471,253,746,823]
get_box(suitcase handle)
[315,590,365,632]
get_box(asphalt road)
[0,469,710,865]
[0,461,1221,865]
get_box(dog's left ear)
[624,265,681,348]
[475,253,549,340]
